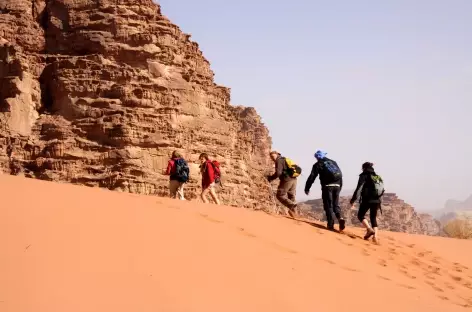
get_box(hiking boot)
[364,228,375,240]
[339,219,346,231]
[327,224,335,231]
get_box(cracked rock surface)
[0,0,273,209]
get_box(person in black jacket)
[350,162,382,244]
[267,151,298,218]
[304,150,346,231]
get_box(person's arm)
[350,174,366,205]
[304,164,319,194]
[268,158,284,182]
[207,162,215,183]
[165,160,173,175]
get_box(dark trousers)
[358,202,380,228]
[322,186,342,228]
[276,178,297,209]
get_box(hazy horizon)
[158,0,472,212]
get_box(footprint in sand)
[344,233,357,240]
[237,228,257,238]
[321,258,337,265]
[378,275,391,281]
[427,265,441,275]
[453,262,469,272]
[336,237,355,247]
[362,249,370,257]
[424,273,436,281]
[438,295,449,301]
[167,205,181,210]
[378,259,388,267]
[425,280,444,292]
[464,281,472,290]
[198,213,223,224]
[399,269,417,280]
[458,296,472,307]
[417,251,432,258]
[341,266,360,273]
[398,284,416,290]
[450,275,462,282]
[444,282,455,290]
[271,242,298,254]
[410,257,422,266]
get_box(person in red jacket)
[164,151,188,200]
[199,153,221,205]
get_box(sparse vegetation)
[443,218,472,239]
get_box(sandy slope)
[1,175,471,312]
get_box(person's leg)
[370,203,379,243]
[276,180,296,208]
[287,178,298,214]
[358,203,375,239]
[276,179,296,217]
[287,178,297,202]
[209,184,220,205]
[177,182,185,200]
[322,187,335,229]
[201,187,210,203]
[331,187,345,230]
[169,180,178,199]
[332,187,342,220]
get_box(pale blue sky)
[158,0,472,212]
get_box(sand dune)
[1,175,471,312]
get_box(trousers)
[169,180,185,200]
[322,186,342,227]
[358,202,380,228]
[276,178,297,209]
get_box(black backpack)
[319,159,342,183]
[173,158,189,183]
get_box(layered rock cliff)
[299,193,443,236]
[0,0,273,209]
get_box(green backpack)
[371,174,385,198]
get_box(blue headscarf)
[314,150,327,160]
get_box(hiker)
[349,162,385,244]
[304,150,346,231]
[199,153,221,205]
[267,151,301,218]
[164,151,189,200]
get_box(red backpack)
[210,160,221,184]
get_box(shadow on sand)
[291,217,361,240]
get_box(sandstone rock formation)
[0,0,273,209]
[435,195,472,225]
[299,193,443,236]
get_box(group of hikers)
[164,149,385,244]
[164,151,221,205]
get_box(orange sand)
[1,174,471,312]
